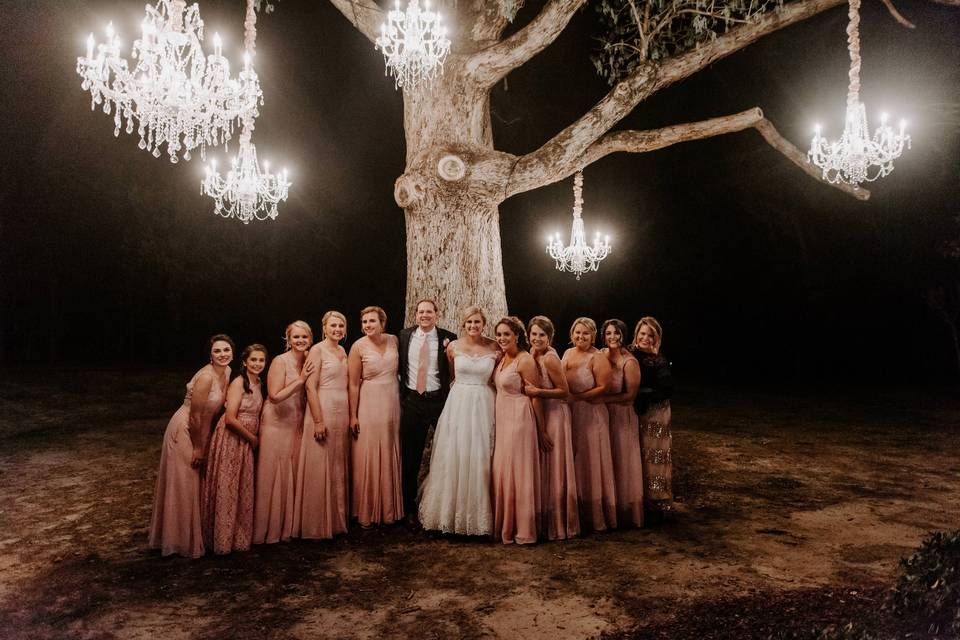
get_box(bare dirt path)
[0,370,957,639]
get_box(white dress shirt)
[407,327,441,392]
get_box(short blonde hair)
[360,306,387,329]
[284,320,313,350]
[527,315,555,342]
[321,310,347,340]
[460,305,487,329]
[632,316,663,352]
[569,317,597,343]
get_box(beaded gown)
[631,349,674,506]
[351,336,404,526]
[491,357,541,544]
[294,347,351,539]
[606,353,644,527]
[536,348,580,540]
[201,380,262,554]
[254,351,306,544]
[149,367,228,558]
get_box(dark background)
[1,0,958,383]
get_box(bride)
[419,306,500,535]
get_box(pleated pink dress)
[536,349,580,541]
[201,381,262,554]
[607,355,644,528]
[491,357,541,545]
[254,351,306,544]
[294,347,350,539]
[149,367,228,558]
[565,353,618,532]
[351,336,404,526]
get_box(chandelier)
[376,0,451,91]
[546,170,611,280]
[77,0,260,163]
[807,0,910,185]
[201,0,291,223]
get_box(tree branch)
[326,0,383,44]
[465,0,586,87]
[505,108,868,201]
[881,0,916,28]
[507,0,848,195]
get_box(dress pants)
[400,392,445,517]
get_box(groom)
[398,299,457,523]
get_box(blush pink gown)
[254,351,306,544]
[536,349,580,541]
[491,357,541,545]
[201,381,262,554]
[351,336,403,526]
[294,347,351,539]
[149,367,228,558]
[565,353,618,532]
[607,354,644,528]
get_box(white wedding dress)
[418,350,497,535]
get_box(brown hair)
[415,299,438,313]
[207,333,236,359]
[239,343,267,394]
[527,315,555,343]
[601,318,628,348]
[360,306,388,330]
[496,316,529,352]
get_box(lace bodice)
[452,351,497,386]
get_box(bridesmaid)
[562,317,617,533]
[348,306,404,527]
[524,316,580,541]
[202,343,266,554]
[601,319,644,528]
[253,321,316,544]
[629,316,675,514]
[294,311,351,540]
[491,316,548,545]
[149,334,233,558]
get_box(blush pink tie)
[416,336,430,394]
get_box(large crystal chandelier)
[807,0,910,186]
[201,0,290,223]
[376,0,451,91]
[547,170,611,280]
[77,0,260,163]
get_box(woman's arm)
[267,355,315,404]
[347,343,363,437]
[524,353,569,400]
[518,354,553,452]
[572,352,611,402]
[304,346,326,441]
[605,356,640,405]
[187,372,215,467]
[223,377,259,448]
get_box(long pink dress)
[492,357,541,545]
[351,336,403,526]
[294,347,350,539]
[565,353,618,532]
[607,354,644,528]
[149,367,228,558]
[537,349,580,541]
[254,351,306,544]
[201,381,262,554]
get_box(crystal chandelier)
[807,0,910,186]
[77,0,260,163]
[546,170,611,280]
[376,0,451,91]
[201,0,291,223]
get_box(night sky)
[1,0,958,383]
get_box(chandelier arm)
[465,0,586,89]
[325,0,385,44]
[879,0,916,28]
[755,118,869,200]
[506,0,848,199]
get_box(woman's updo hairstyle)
[600,318,628,348]
[496,316,529,352]
[284,320,313,351]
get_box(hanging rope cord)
[240,0,257,145]
[846,0,861,107]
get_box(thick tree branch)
[327,0,383,44]
[881,0,916,28]
[466,0,586,87]
[507,0,847,195]
[505,108,869,201]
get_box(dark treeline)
[1,0,958,382]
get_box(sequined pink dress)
[565,352,618,532]
[254,351,306,544]
[607,354,644,528]
[201,380,262,554]
[536,348,580,540]
[294,346,351,539]
[491,357,541,544]
[351,336,403,526]
[149,367,228,558]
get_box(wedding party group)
[148,300,674,558]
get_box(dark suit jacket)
[398,325,458,399]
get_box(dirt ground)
[0,369,957,639]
